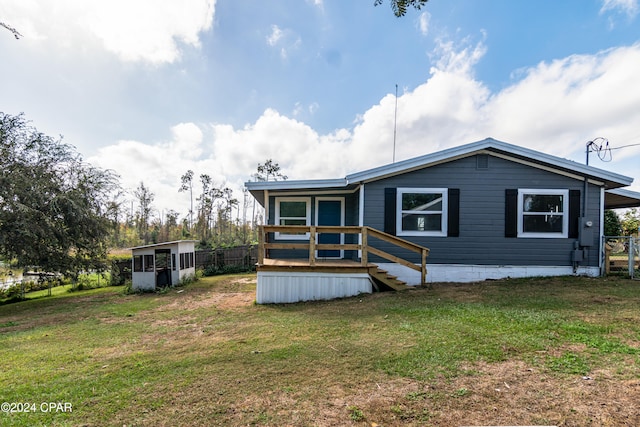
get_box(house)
[130,240,197,291]
[245,138,640,303]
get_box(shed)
[130,240,197,291]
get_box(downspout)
[599,187,605,276]
[358,183,365,259]
[578,144,590,274]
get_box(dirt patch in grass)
[211,360,640,427]
[156,275,256,312]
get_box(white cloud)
[266,24,283,46]
[418,11,431,36]
[430,35,487,76]
[0,0,215,64]
[307,0,324,12]
[600,0,639,17]
[91,40,640,215]
[84,0,215,64]
[265,24,301,59]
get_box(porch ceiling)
[605,188,640,209]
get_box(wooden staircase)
[368,265,409,291]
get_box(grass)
[1,274,639,426]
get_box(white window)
[517,189,568,238]
[397,188,448,237]
[275,197,311,240]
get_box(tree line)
[0,112,286,279]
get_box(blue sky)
[1,0,639,216]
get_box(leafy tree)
[604,210,622,237]
[0,112,118,277]
[620,209,640,236]
[374,0,429,17]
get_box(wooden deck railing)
[258,225,430,284]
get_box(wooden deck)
[258,225,430,285]
[259,258,370,272]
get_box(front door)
[316,198,343,258]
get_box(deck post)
[361,226,368,266]
[258,226,265,265]
[421,248,427,286]
[309,226,316,266]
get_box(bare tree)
[179,170,194,231]
[1,22,22,39]
[134,182,154,245]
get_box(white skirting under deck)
[256,271,372,304]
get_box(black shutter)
[568,189,580,238]
[384,188,397,235]
[447,188,460,237]
[505,189,518,238]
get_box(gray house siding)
[363,154,602,267]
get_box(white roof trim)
[345,138,633,187]
[243,138,633,192]
[245,178,347,191]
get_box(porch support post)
[309,226,316,266]
[361,227,368,266]
[258,225,265,265]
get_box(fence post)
[629,237,635,279]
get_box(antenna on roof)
[393,84,398,163]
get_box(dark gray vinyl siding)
[363,155,602,267]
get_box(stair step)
[368,263,408,291]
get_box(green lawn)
[1,274,639,426]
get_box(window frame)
[274,197,311,240]
[517,188,569,238]
[133,255,143,272]
[143,254,154,272]
[396,188,448,237]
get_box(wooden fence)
[195,245,258,270]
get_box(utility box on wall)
[579,217,595,247]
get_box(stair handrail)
[258,225,430,285]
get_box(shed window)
[144,254,154,272]
[275,197,311,240]
[517,189,568,238]
[133,255,143,272]
[397,188,448,237]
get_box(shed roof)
[130,240,198,251]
